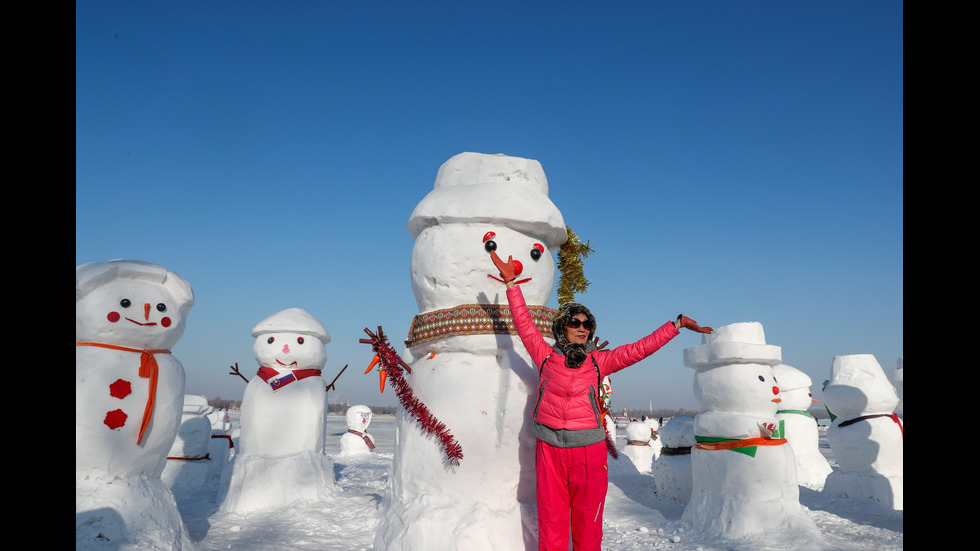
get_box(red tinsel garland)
[360,326,464,466]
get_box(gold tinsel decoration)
[556,225,594,305]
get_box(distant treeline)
[207,397,827,420]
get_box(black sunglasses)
[565,318,594,330]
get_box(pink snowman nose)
[282,344,291,354]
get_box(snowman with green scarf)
[681,322,821,545]
[773,363,832,488]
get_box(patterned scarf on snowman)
[404,303,558,347]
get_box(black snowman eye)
[758,375,765,382]
[484,240,497,252]
[120,298,131,308]
[530,248,542,261]
[267,337,275,344]
[156,303,167,312]
[297,337,305,344]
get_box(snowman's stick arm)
[228,362,250,384]
[325,364,348,392]
[359,326,412,373]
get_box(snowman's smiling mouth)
[276,359,298,367]
[125,317,157,327]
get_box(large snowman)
[219,308,337,513]
[822,354,903,510]
[681,322,822,545]
[75,259,195,550]
[374,152,567,551]
[772,363,833,488]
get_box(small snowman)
[219,308,337,513]
[772,363,833,488]
[652,416,695,502]
[375,152,567,551]
[339,404,376,457]
[681,322,821,544]
[621,421,656,474]
[75,259,195,550]
[822,354,903,510]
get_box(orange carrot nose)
[144,303,151,320]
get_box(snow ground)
[174,415,902,551]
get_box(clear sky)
[76,1,903,411]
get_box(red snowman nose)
[512,260,523,275]
[772,386,779,395]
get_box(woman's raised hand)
[489,250,518,284]
[676,315,713,334]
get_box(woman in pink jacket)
[490,250,712,551]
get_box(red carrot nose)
[512,260,523,275]
[144,303,151,320]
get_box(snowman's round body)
[681,323,821,544]
[823,354,903,510]
[621,421,656,474]
[161,394,216,490]
[773,364,832,488]
[219,309,336,513]
[377,153,567,551]
[652,416,694,502]
[75,260,195,550]
[339,405,375,457]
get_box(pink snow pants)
[535,439,608,551]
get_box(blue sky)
[76,1,903,411]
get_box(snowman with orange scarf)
[75,259,195,550]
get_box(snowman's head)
[251,308,329,371]
[684,322,783,416]
[346,404,373,430]
[692,363,782,416]
[822,354,898,418]
[625,421,651,443]
[771,363,816,411]
[407,152,567,311]
[75,260,194,349]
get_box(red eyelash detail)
[483,231,495,242]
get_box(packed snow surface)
[169,414,902,551]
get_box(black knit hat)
[552,302,598,369]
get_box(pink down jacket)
[508,286,679,444]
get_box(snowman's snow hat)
[827,354,889,387]
[771,363,812,392]
[407,152,568,248]
[683,322,781,369]
[76,259,194,317]
[250,307,330,343]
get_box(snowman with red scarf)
[822,354,902,510]
[75,259,195,550]
[219,308,337,513]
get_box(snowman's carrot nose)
[144,303,151,320]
